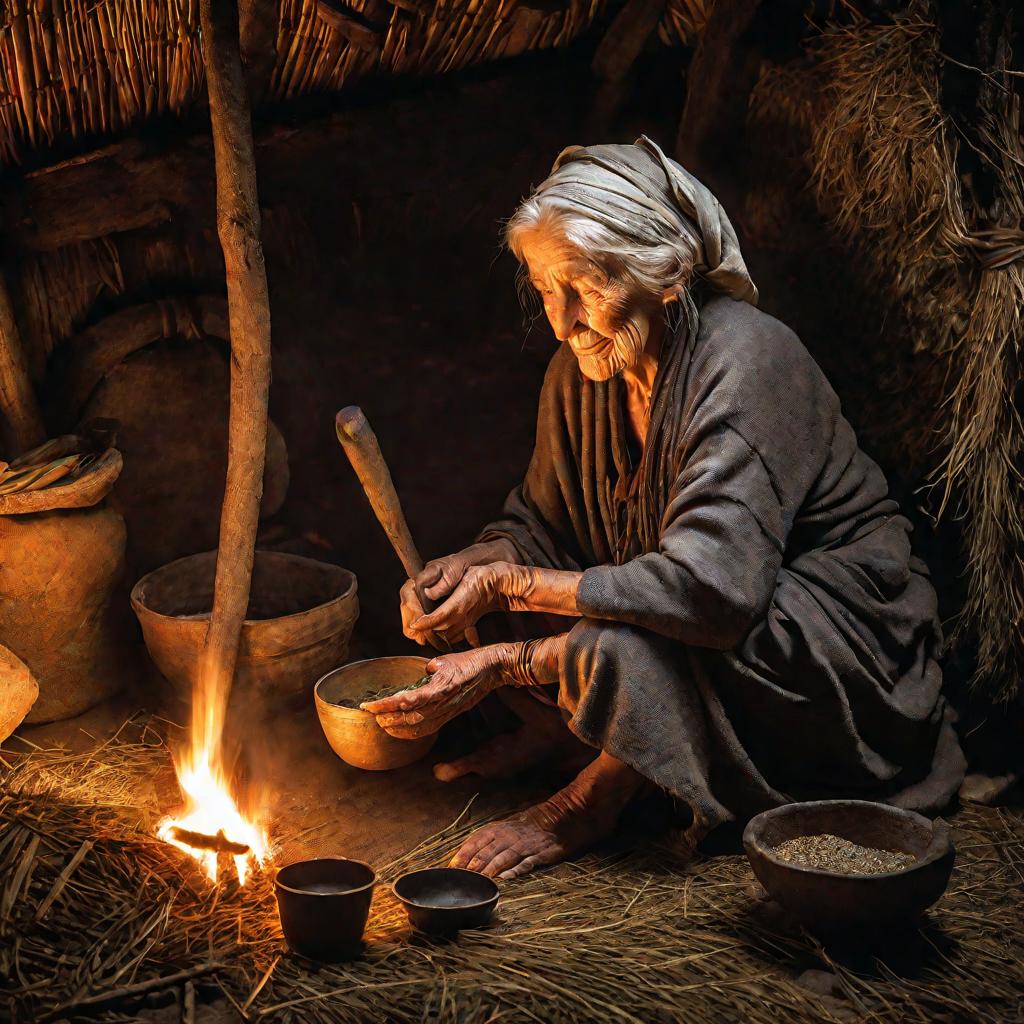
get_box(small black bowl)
[275,858,376,961]
[393,867,499,934]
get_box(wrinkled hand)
[400,543,516,649]
[408,562,535,645]
[361,643,516,739]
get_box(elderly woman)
[363,137,965,879]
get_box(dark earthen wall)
[19,51,685,657]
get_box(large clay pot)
[0,644,39,740]
[0,461,133,723]
[131,550,358,716]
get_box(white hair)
[505,195,697,301]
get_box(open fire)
[157,660,268,885]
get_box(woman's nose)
[546,295,580,341]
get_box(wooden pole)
[197,0,272,745]
[0,269,45,455]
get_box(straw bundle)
[3,725,1024,1023]
[804,5,1024,700]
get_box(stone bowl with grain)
[743,800,955,934]
[314,655,437,771]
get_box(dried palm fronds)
[3,726,1024,1023]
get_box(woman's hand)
[409,562,534,645]
[411,563,583,642]
[361,644,517,739]
[400,539,520,649]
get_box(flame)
[157,657,268,885]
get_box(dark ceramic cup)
[393,867,499,934]
[275,858,376,961]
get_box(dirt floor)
[17,683,546,873]
[8,679,1024,1024]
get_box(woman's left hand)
[360,643,516,739]
[409,562,535,644]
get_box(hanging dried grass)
[749,2,1019,696]
[3,725,1024,1023]
[804,5,1024,699]
[12,238,124,378]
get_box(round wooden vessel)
[315,656,436,771]
[132,550,358,714]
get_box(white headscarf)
[536,135,757,305]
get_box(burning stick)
[167,826,251,856]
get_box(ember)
[156,747,267,884]
[167,825,251,855]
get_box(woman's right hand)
[401,539,518,649]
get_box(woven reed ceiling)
[0,0,710,167]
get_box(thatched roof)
[0,0,710,166]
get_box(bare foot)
[433,688,590,782]
[448,752,644,878]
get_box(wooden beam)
[197,0,273,742]
[591,0,666,83]
[239,0,280,101]
[675,0,763,183]
[315,0,385,56]
[4,70,576,253]
[0,269,45,454]
[9,139,211,252]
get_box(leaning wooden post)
[197,0,273,749]
[0,270,45,454]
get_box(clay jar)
[0,450,134,723]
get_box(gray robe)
[481,295,965,835]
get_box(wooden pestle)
[335,406,453,652]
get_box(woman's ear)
[661,283,683,305]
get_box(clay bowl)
[393,867,499,934]
[743,800,955,935]
[275,858,376,962]
[132,550,358,716]
[314,656,437,771]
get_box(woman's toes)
[433,755,479,782]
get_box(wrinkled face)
[518,227,663,382]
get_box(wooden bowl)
[132,550,358,716]
[314,656,437,771]
[743,800,955,934]
[393,867,499,934]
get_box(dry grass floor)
[2,722,1023,1023]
